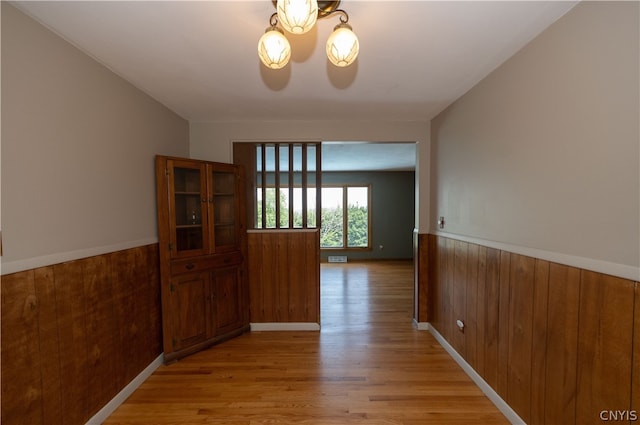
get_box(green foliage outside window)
[256,188,316,229]
[318,203,368,248]
[257,187,368,249]
[347,204,368,248]
[319,206,343,247]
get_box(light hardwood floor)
[104,261,509,424]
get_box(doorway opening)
[233,141,419,329]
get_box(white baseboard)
[250,322,320,331]
[412,319,429,330]
[427,324,525,425]
[85,354,164,425]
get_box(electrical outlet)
[438,216,445,229]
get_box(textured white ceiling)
[13,1,578,123]
[11,1,578,171]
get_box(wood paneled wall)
[422,234,639,425]
[247,230,320,323]
[413,229,429,323]
[1,244,162,425]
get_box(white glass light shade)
[258,28,291,69]
[277,0,318,34]
[326,23,359,67]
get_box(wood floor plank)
[104,261,509,425]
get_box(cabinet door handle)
[202,198,207,203]
[185,263,195,270]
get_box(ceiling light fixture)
[258,0,359,70]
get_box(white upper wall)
[430,1,639,279]
[1,3,190,274]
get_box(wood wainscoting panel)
[452,240,468,358]
[483,247,502,391]
[304,229,321,323]
[33,266,64,424]
[474,245,489,378]
[0,244,162,425]
[427,234,442,331]
[83,255,119,417]
[423,234,639,425]
[544,263,580,425]
[530,259,550,425]
[465,243,480,371]
[247,232,266,322]
[287,230,305,321]
[1,270,44,424]
[277,232,291,321]
[247,230,320,324]
[443,237,455,343]
[497,251,511,399]
[110,247,156,386]
[53,260,89,424]
[414,231,430,323]
[506,254,535,424]
[576,270,635,424]
[633,282,639,415]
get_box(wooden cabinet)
[167,265,244,354]
[156,155,249,363]
[164,159,239,258]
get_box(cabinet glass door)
[169,160,209,257]
[210,165,238,250]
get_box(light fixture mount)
[272,0,341,19]
[260,0,359,69]
[318,0,341,18]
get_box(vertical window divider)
[343,187,348,248]
[275,144,281,229]
[288,144,294,228]
[302,144,308,228]
[316,143,322,230]
[261,143,267,229]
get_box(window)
[320,185,370,249]
[233,143,370,250]
[256,187,317,228]
[254,143,320,229]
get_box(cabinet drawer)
[171,252,242,275]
